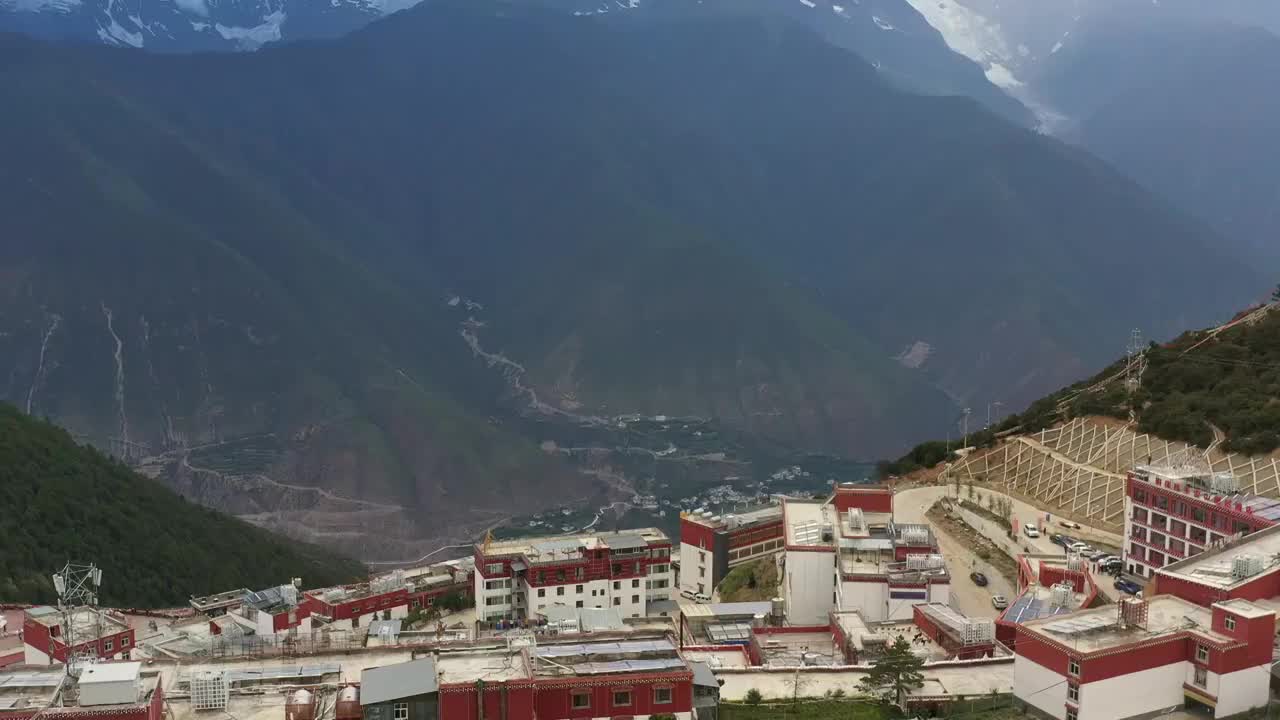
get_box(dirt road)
[894,486,1015,619]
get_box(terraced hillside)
[892,303,1280,530]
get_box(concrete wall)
[785,551,834,626]
[1213,665,1269,718]
[839,579,885,622]
[680,544,713,596]
[1079,661,1185,720]
[1014,654,1066,720]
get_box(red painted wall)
[23,614,135,663]
[728,521,783,549]
[534,676,693,719]
[680,517,717,551]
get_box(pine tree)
[858,635,925,708]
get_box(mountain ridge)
[0,402,367,606]
[0,3,1261,554]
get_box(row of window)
[571,687,671,709]
[97,635,130,653]
[728,538,782,562]
[535,578,645,599]
[1132,489,1255,534]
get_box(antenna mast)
[52,562,103,679]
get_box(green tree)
[858,636,925,708]
[744,688,762,706]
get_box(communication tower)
[52,562,103,679]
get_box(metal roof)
[79,662,141,684]
[603,534,648,550]
[367,620,403,642]
[689,661,719,689]
[361,658,438,706]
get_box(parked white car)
[1023,523,1040,538]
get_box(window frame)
[1067,659,1080,677]
[571,692,591,710]
[1066,683,1079,703]
[1225,616,1237,631]
[393,703,408,720]
[1196,644,1209,663]
[654,687,673,704]
[612,690,632,707]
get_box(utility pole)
[962,408,971,448]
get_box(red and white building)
[1015,515,1280,719]
[678,505,784,599]
[1124,465,1280,578]
[362,633,697,720]
[1014,595,1273,720]
[473,529,674,622]
[304,563,472,631]
[22,606,135,666]
[209,584,311,637]
[783,484,948,625]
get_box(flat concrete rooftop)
[1159,523,1280,589]
[784,501,835,547]
[1021,595,1242,653]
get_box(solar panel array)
[0,672,63,689]
[534,639,674,659]
[178,664,341,685]
[791,521,822,545]
[705,623,753,643]
[570,658,686,675]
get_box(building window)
[393,703,408,720]
[699,567,706,578]
[613,691,631,707]
[538,588,546,598]
[1066,684,1078,703]
[1196,645,1209,663]
[1225,616,1237,631]
[613,598,620,606]
[632,595,640,604]
[1194,666,1207,687]
[634,562,642,573]
[632,579,640,588]
[576,585,584,594]
[572,692,590,709]
[1067,659,1080,677]
[654,687,672,704]
[614,581,621,590]
[1192,507,1207,523]
[1066,709,1078,720]
[556,586,565,596]
[576,601,583,608]
[576,567,584,580]
[121,636,130,647]
[486,563,503,575]
[104,639,113,652]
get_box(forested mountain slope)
[0,403,366,606]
